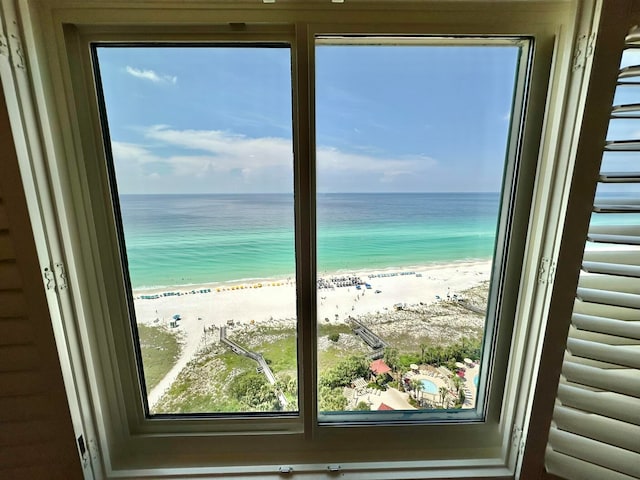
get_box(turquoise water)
[420,379,439,395]
[474,376,479,387]
[119,193,499,289]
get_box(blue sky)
[97,44,520,194]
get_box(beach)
[134,260,491,408]
[134,260,491,330]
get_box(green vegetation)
[138,324,181,393]
[399,353,421,368]
[154,347,251,413]
[229,372,280,411]
[153,294,484,414]
[318,341,368,372]
[250,330,297,375]
[154,326,299,414]
[318,323,352,337]
[319,355,369,389]
[275,373,298,408]
[367,381,385,391]
[319,385,348,412]
[416,337,482,366]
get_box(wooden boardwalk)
[220,326,288,408]
[348,318,387,359]
[457,301,485,315]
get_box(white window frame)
[0,0,601,478]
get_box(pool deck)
[406,362,480,408]
[344,362,481,411]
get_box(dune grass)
[138,324,181,393]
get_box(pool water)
[420,379,438,394]
[474,376,479,387]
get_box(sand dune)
[135,260,491,408]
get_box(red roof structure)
[377,403,394,411]
[370,359,392,375]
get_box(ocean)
[119,193,500,290]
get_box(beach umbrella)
[173,314,181,320]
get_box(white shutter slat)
[547,428,640,478]
[587,233,640,245]
[589,224,640,236]
[572,312,639,339]
[573,298,638,320]
[563,350,621,369]
[570,316,640,345]
[605,139,640,151]
[598,170,640,180]
[576,287,640,308]
[593,198,640,206]
[566,337,640,368]
[582,261,640,277]
[578,273,640,293]
[611,103,640,114]
[557,381,640,426]
[546,447,639,480]
[552,404,640,453]
[562,359,640,397]
[582,249,640,265]
[593,204,640,213]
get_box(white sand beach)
[136,260,491,408]
[134,260,491,329]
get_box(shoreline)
[134,260,492,331]
[131,258,493,296]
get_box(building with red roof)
[369,359,392,376]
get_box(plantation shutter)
[0,94,83,477]
[544,29,640,480]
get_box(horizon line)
[119,191,502,195]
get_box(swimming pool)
[420,379,438,395]
[474,376,479,387]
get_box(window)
[314,39,525,420]
[3,0,591,477]
[93,37,529,421]
[94,44,299,415]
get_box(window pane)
[315,41,520,415]
[94,46,298,415]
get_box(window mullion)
[293,21,318,438]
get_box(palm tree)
[419,343,428,363]
[383,347,401,388]
[409,379,419,398]
[452,375,463,394]
[439,385,449,408]
[414,380,424,407]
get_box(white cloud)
[145,126,292,171]
[144,125,435,176]
[110,126,438,192]
[125,66,177,84]
[111,141,160,164]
